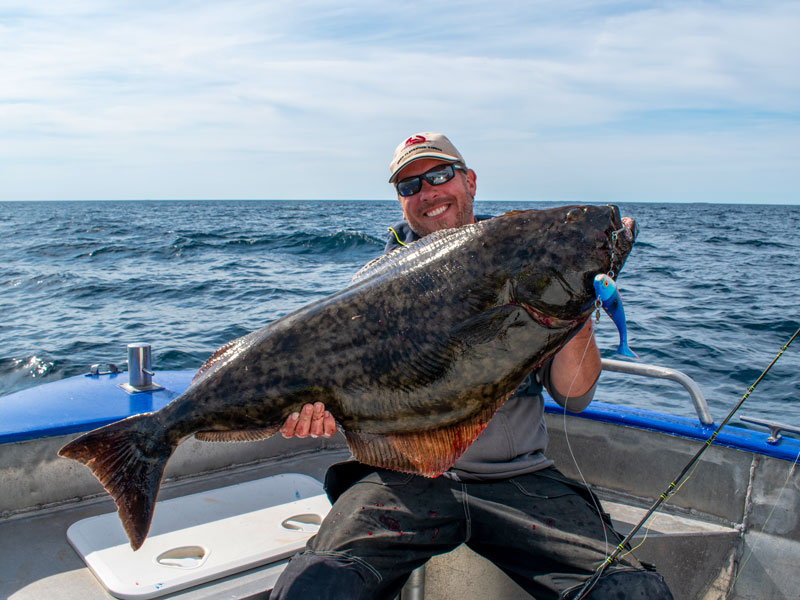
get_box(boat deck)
[3,361,800,600]
[6,412,797,600]
[2,437,349,600]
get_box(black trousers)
[271,465,673,600]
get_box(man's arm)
[547,320,601,412]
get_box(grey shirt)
[384,218,597,481]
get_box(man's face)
[395,158,477,237]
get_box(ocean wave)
[1,200,798,427]
[0,355,60,397]
[85,245,131,258]
[163,229,382,257]
[157,349,209,371]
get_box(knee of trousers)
[270,550,380,600]
[575,569,674,600]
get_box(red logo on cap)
[404,135,426,147]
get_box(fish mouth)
[522,303,583,329]
[606,205,636,273]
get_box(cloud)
[0,0,798,202]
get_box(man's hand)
[280,402,337,438]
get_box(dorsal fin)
[351,222,484,284]
[192,330,262,384]
[192,340,237,384]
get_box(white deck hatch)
[66,473,331,599]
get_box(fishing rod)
[573,325,800,600]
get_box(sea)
[1,200,798,432]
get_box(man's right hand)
[280,402,337,438]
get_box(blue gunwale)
[2,370,799,462]
[544,401,800,462]
[0,370,194,444]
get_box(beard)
[406,193,475,238]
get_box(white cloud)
[0,0,798,202]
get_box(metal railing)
[601,358,713,425]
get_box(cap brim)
[388,154,461,183]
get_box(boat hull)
[2,368,799,599]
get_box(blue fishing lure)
[593,273,637,359]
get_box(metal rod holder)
[119,343,164,393]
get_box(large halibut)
[59,205,635,549]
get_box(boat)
[2,343,799,600]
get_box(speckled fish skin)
[59,204,634,550]
[184,204,631,432]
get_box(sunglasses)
[395,163,466,197]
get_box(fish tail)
[616,343,639,359]
[58,413,173,550]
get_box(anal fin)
[194,427,279,442]
[344,401,501,478]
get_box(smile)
[425,205,448,218]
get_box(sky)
[1,1,799,204]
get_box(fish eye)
[565,207,586,223]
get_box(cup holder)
[155,545,209,569]
[281,513,322,533]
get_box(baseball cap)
[388,132,466,183]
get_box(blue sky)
[1,1,798,203]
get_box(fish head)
[593,273,617,303]
[508,204,635,320]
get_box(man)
[271,133,673,599]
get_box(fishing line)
[617,458,704,559]
[560,320,611,556]
[573,325,800,600]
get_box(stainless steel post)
[128,343,154,389]
[120,343,163,393]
